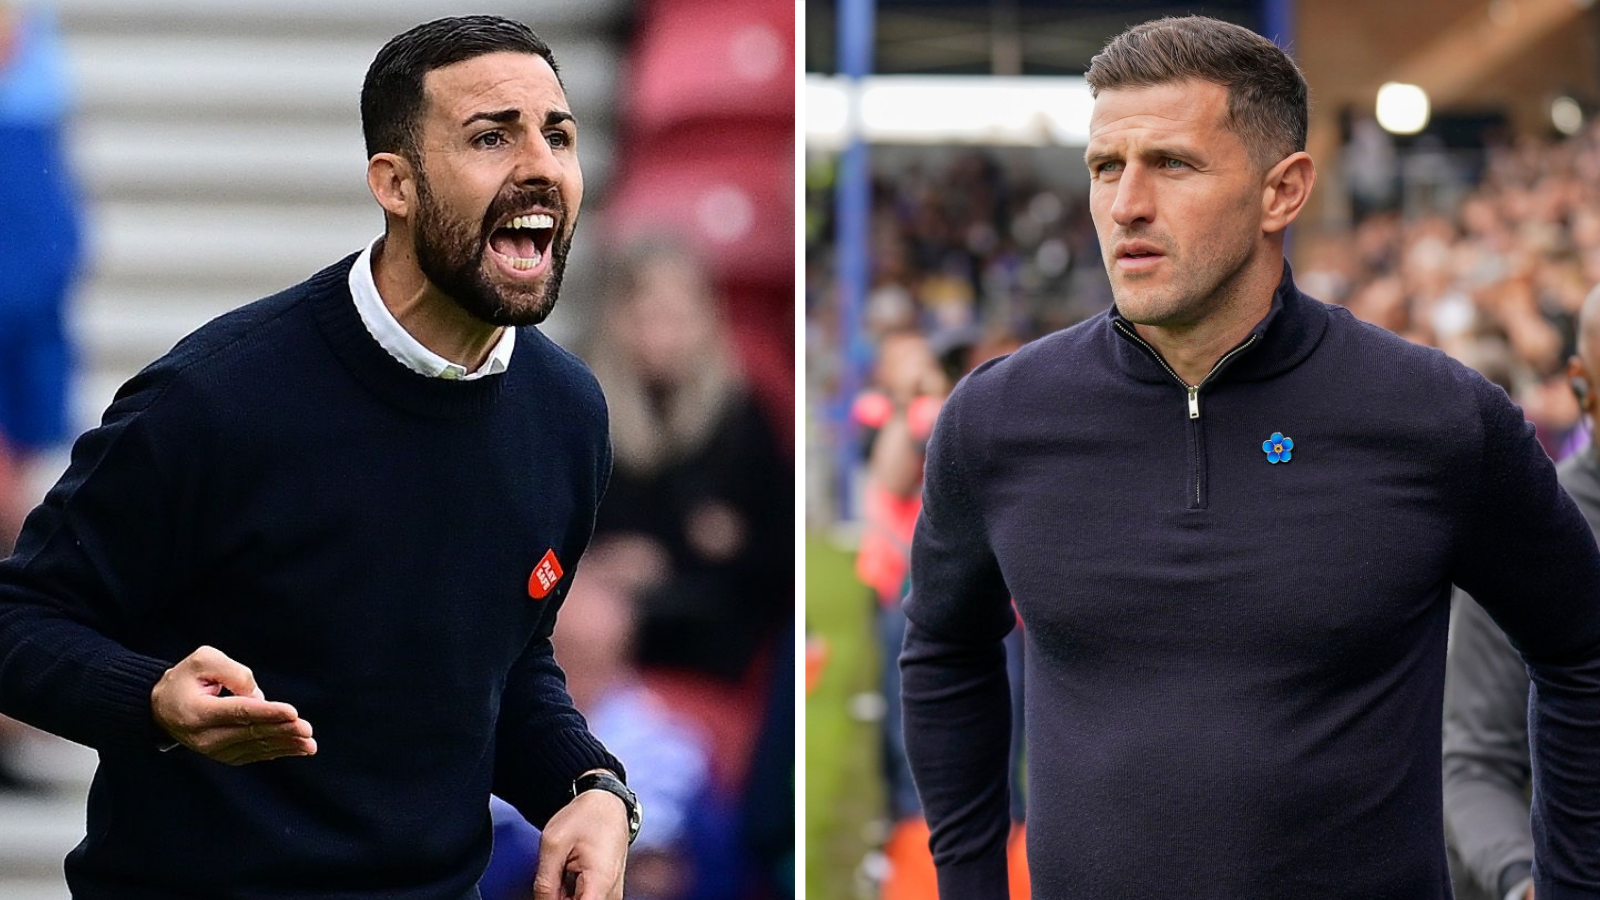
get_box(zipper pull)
[1187,386,1199,419]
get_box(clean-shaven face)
[411,51,583,326]
[1085,79,1266,328]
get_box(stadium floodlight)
[1375,82,1430,135]
[1553,95,1584,136]
[805,75,1094,148]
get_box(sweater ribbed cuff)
[538,727,626,786]
[86,651,175,751]
[509,728,627,828]
[934,846,1009,900]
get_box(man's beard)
[411,172,574,327]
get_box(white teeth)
[509,214,554,230]
[508,249,543,270]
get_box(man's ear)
[1261,151,1315,236]
[367,152,416,220]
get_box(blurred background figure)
[587,241,791,686]
[0,0,82,800]
[848,329,944,889]
[0,2,791,898]
[805,1,1600,898]
[0,0,80,555]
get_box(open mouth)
[487,213,557,275]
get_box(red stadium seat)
[623,0,794,140]
[603,125,793,290]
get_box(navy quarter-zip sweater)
[903,263,1600,899]
[0,255,623,899]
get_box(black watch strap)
[572,771,642,846]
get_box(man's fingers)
[214,739,312,764]
[187,645,260,698]
[209,735,318,766]
[572,859,625,900]
[201,727,314,756]
[532,837,571,900]
[196,718,313,750]
[572,869,600,900]
[197,696,300,730]
[533,843,621,900]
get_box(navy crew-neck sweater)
[903,263,1600,899]
[0,255,623,900]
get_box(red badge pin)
[528,549,564,599]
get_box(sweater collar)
[307,253,510,419]
[347,235,516,381]
[1107,259,1329,386]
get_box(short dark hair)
[1085,16,1307,168]
[361,15,561,162]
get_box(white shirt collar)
[348,235,515,381]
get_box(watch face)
[626,793,643,838]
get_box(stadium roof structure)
[806,0,1256,76]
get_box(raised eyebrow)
[462,108,522,128]
[460,109,578,131]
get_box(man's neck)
[1130,256,1281,386]
[370,235,504,371]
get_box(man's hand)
[533,787,630,900]
[151,645,315,765]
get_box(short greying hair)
[1085,16,1307,168]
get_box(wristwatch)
[572,770,642,846]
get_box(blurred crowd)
[806,151,1105,437]
[1301,127,1600,458]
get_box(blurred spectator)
[852,330,947,827]
[0,0,80,795]
[0,0,81,552]
[482,542,720,900]
[585,240,791,683]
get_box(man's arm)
[493,631,629,900]
[0,380,179,748]
[491,633,626,827]
[901,378,1016,900]
[0,371,312,761]
[1443,589,1536,900]
[1449,376,1600,898]
[497,424,631,900]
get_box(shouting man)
[0,16,638,900]
[902,16,1600,900]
